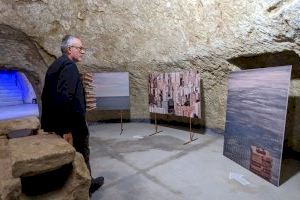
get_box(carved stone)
[0,117,40,136]
[9,134,75,178]
[0,138,21,200]
[19,153,91,200]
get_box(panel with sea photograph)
[93,72,130,110]
[223,66,292,186]
[149,70,200,118]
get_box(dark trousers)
[57,117,92,175]
[72,120,91,174]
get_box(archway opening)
[0,69,39,120]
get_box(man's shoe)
[89,176,104,195]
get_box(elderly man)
[41,35,104,195]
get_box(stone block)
[9,134,75,177]
[0,138,21,200]
[0,117,40,136]
[64,152,91,200]
[20,153,91,200]
[0,179,21,200]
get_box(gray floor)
[89,123,300,200]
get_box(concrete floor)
[89,123,300,200]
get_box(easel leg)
[149,113,163,136]
[183,116,198,145]
[120,111,124,135]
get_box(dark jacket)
[41,55,86,135]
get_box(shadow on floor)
[280,157,300,185]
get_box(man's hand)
[63,132,73,145]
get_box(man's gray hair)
[61,35,77,54]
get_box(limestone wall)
[0,0,299,150]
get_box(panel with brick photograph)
[223,66,291,186]
[149,70,200,118]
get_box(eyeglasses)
[69,46,87,52]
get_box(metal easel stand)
[183,115,198,145]
[149,112,163,136]
[120,110,124,135]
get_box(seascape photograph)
[223,66,292,186]
[93,72,130,111]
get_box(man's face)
[67,38,85,62]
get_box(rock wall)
[0,24,48,112]
[0,0,299,150]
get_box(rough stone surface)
[0,116,40,136]
[0,138,21,200]
[0,135,6,139]
[20,152,91,200]
[9,133,76,177]
[0,1,299,150]
[0,24,48,111]
[65,152,91,200]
